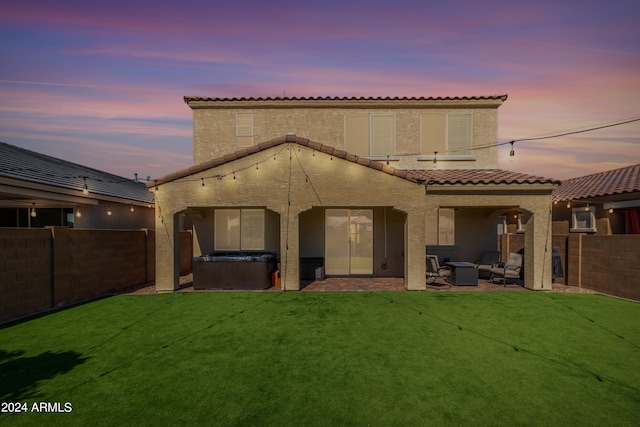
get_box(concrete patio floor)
[300,277,528,292]
[135,274,593,294]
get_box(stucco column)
[405,209,427,290]
[155,212,180,292]
[523,208,553,290]
[280,211,300,291]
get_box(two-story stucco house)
[148,95,559,292]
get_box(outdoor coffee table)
[445,262,479,286]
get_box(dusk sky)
[1,0,639,181]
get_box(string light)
[509,141,515,162]
[82,177,89,195]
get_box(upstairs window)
[421,113,472,156]
[345,114,396,156]
[236,114,253,148]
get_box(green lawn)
[1,292,638,426]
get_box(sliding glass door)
[325,209,373,275]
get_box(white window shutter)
[236,114,253,147]
[370,115,395,156]
[447,114,471,155]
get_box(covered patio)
[149,135,559,293]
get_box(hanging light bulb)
[76,208,82,217]
[433,152,438,167]
[255,163,259,170]
[107,206,112,216]
[566,201,571,208]
[30,203,37,217]
[201,178,205,187]
[509,141,515,162]
[82,177,89,195]
[608,205,614,214]
[130,204,135,212]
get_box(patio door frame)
[325,208,374,276]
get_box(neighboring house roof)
[148,134,558,188]
[184,95,508,103]
[0,141,155,204]
[552,164,640,203]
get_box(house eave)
[425,183,558,195]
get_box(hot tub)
[192,252,276,290]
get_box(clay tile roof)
[184,95,508,103]
[149,135,421,186]
[148,135,558,188]
[552,164,640,202]
[407,169,560,185]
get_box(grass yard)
[1,291,638,426]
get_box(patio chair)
[426,255,451,285]
[489,252,523,286]
[474,250,500,279]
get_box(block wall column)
[155,212,180,292]
[523,208,553,290]
[280,211,300,290]
[405,209,426,290]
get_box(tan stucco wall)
[191,99,501,170]
[153,143,429,292]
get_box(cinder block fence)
[0,227,192,324]
[500,233,640,301]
